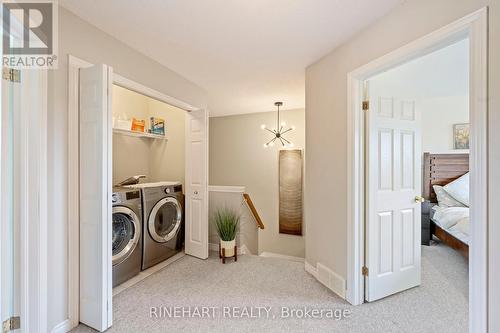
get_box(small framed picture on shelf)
[453,123,469,149]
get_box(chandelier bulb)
[260,124,266,130]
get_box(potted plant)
[213,208,240,262]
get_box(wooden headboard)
[423,152,469,203]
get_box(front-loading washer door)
[112,206,141,266]
[148,197,182,243]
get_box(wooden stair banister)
[243,193,265,229]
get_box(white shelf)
[113,128,168,141]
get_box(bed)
[422,152,469,258]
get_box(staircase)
[208,186,265,255]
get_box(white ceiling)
[60,0,402,116]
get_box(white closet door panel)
[79,64,112,331]
[185,109,208,259]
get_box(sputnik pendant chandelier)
[261,102,295,148]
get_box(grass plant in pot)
[213,208,240,261]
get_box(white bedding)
[448,218,470,244]
[432,206,469,229]
[431,206,470,245]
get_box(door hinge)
[2,316,20,333]
[2,68,21,83]
[362,100,369,111]
[362,266,369,276]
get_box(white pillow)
[443,172,470,207]
[433,185,466,208]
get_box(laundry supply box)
[150,117,165,136]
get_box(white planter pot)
[220,239,236,257]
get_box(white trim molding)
[113,73,197,112]
[304,261,346,299]
[67,55,92,331]
[346,8,488,333]
[208,185,246,193]
[259,252,305,263]
[51,319,71,333]
[304,261,318,279]
[468,8,489,333]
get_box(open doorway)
[363,38,469,306]
[346,8,487,332]
[70,59,209,332]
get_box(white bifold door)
[184,109,209,259]
[79,64,113,331]
[1,71,21,332]
[365,79,422,302]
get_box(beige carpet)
[72,241,468,333]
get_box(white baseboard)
[304,260,318,278]
[305,261,346,299]
[209,242,249,255]
[51,319,71,333]
[259,251,305,263]
[113,251,185,296]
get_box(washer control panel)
[111,190,140,204]
[111,193,120,204]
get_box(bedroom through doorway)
[363,36,470,310]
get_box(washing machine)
[128,182,184,270]
[111,187,142,287]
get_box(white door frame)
[346,7,488,333]
[67,55,206,330]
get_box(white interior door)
[1,70,21,332]
[79,64,113,331]
[1,68,47,332]
[365,79,422,302]
[184,109,209,259]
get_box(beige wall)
[305,0,499,329]
[112,85,186,186]
[209,109,305,258]
[148,98,186,185]
[113,84,150,120]
[420,96,469,152]
[368,39,469,152]
[47,7,206,331]
[112,85,151,185]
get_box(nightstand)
[421,201,434,245]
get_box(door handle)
[414,195,425,203]
[194,190,198,195]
